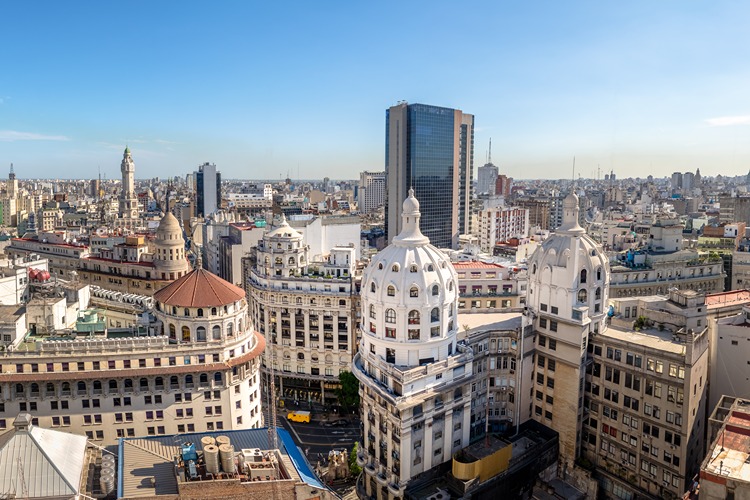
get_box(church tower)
[353,189,474,499]
[119,147,139,221]
[526,191,610,473]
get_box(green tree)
[349,442,362,476]
[336,371,360,412]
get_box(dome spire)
[394,188,429,246]
[558,191,584,234]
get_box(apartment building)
[245,215,359,406]
[0,268,264,446]
[453,261,526,312]
[581,290,709,499]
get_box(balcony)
[375,470,388,486]
[388,479,402,496]
[356,451,366,467]
[365,462,376,475]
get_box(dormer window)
[387,286,396,296]
[580,269,588,284]
[578,289,587,303]
[392,264,400,272]
[410,264,418,273]
[432,285,439,296]
[410,286,419,298]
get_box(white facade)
[289,215,362,261]
[477,162,498,196]
[353,190,473,499]
[478,206,530,253]
[359,171,386,213]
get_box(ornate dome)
[265,214,302,240]
[527,189,610,329]
[156,212,181,240]
[361,190,458,366]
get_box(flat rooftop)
[457,312,523,335]
[702,398,750,484]
[599,324,689,355]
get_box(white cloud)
[0,130,70,142]
[706,115,750,127]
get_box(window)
[580,269,587,283]
[432,285,439,296]
[548,338,557,350]
[387,286,395,296]
[410,286,419,297]
[549,322,558,333]
[385,308,396,323]
[577,289,587,303]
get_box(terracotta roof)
[706,290,750,309]
[153,267,245,307]
[452,261,505,269]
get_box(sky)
[1,1,750,180]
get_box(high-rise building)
[359,171,386,213]
[385,102,474,249]
[195,162,221,217]
[495,174,512,198]
[525,192,610,470]
[353,190,473,499]
[477,141,498,195]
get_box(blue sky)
[1,1,750,180]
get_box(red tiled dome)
[154,267,245,307]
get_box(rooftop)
[706,290,750,310]
[599,323,690,355]
[154,267,245,307]
[701,397,750,485]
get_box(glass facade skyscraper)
[385,103,474,249]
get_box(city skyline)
[2,1,750,180]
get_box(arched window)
[296,297,302,304]
[155,377,163,387]
[46,382,54,394]
[199,373,208,384]
[392,264,399,272]
[448,281,454,291]
[427,264,434,272]
[387,286,396,297]
[212,325,221,339]
[595,287,602,300]
[431,308,440,322]
[182,326,190,342]
[378,263,383,270]
[371,282,376,293]
[31,383,39,393]
[432,285,439,296]
[597,267,602,281]
[170,376,179,387]
[185,375,193,385]
[369,304,376,319]
[184,308,190,317]
[93,380,102,391]
[214,372,222,383]
[275,257,282,265]
[385,308,396,323]
[532,264,537,274]
[197,327,206,342]
[109,379,118,390]
[62,382,71,392]
[123,379,132,389]
[169,324,176,339]
[580,269,587,284]
[77,381,86,391]
[139,378,148,388]
[238,318,243,331]
[297,353,305,360]
[410,286,419,298]
[289,257,295,265]
[227,323,233,336]
[15,383,23,394]
[408,310,420,325]
[410,264,418,273]
[197,308,203,317]
[578,289,588,303]
[211,307,217,316]
[172,306,177,315]
[325,298,332,307]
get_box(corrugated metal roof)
[0,421,87,498]
[118,428,327,498]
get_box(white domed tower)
[256,214,308,278]
[526,191,610,471]
[353,189,474,499]
[153,211,190,281]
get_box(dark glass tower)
[385,103,474,249]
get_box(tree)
[336,371,360,412]
[349,442,362,476]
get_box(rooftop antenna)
[488,138,492,164]
[9,163,14,175]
